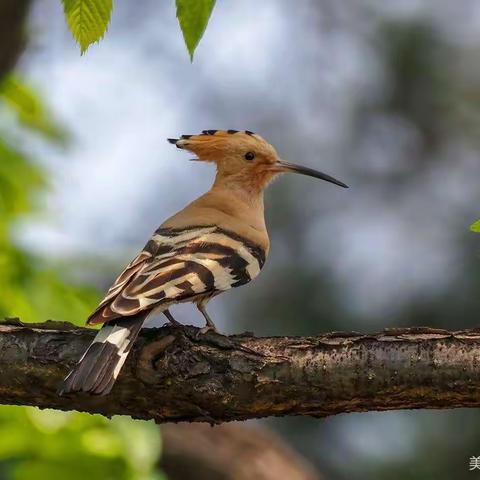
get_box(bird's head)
[168,130,348,192]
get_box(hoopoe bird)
[59,130,347,396]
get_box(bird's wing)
[86,236,159,324]
[87,226,266,325]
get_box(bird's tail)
[58,315,145,396]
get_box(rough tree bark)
[2,318,480,423]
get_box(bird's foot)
[162,321,184,329]
[196,324,220,337]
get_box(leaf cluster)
[61,0,216,59]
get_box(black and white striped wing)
[88,226,265,325]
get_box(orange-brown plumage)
[172,130,280,192]
[60,129,347,396]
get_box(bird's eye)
[244,151,255,161]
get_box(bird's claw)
[196,325,220,338]
[162,320,183,328]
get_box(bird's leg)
[163,309,182,327]
[196,302,220,335]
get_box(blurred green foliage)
[470,220,480,233]
[0,138,98,323]
[0,75,165,480]
[0,407,164,480]
[0,77,97,325]
[0,76,67,142]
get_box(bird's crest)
[167,129,278,170]
[167,129,265,158]
[168,129,257,149]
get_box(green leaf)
[0,76,67,143]
[61,0,113,54]
[470,220,480,233]
[176,0,216,60]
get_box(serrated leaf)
[61,0,112,54]
[176,0,216,60]
[470,220,480,233]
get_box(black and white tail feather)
[58,315,146,396]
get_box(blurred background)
[1,0,480,478]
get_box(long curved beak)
[275,161,348,188]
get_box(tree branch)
[2,319,480,423]
[0,0,31,80]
